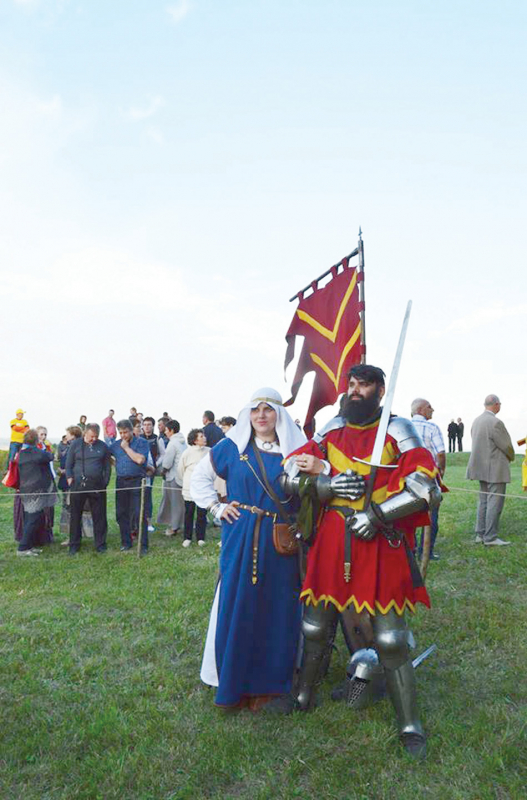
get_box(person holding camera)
[66,423,111,554]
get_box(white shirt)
[411,414,445,466]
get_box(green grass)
[0,455,526,799]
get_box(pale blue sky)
[1,0,525,447]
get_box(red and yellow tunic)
[290,418,439,616]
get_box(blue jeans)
[8,441,21,465]
[144,475,155,521]
[115,476,148,550]
[418,506,439,557]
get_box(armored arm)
[279,470,366,503]
[351,471,442,541]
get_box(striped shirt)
[411,414,445,466]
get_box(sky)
[0,0,526,451]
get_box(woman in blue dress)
[192,387,306,710]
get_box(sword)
[353,300,412,470]
[412,642,437,669]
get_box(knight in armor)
[272,364,441,760]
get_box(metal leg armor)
[372,610,426,759]
[296,603,339,711]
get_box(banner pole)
[358,227,366,364]
[289,247,359,303]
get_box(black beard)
[342,389,382,425]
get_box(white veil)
[227,387,307,457]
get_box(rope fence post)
[137,477,146,557]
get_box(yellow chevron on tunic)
[329,483,390,511]
[327,440,397,476]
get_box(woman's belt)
[238,504,276,585]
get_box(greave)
[296,638,328,711]
[296,605,338,711]
[384,659,424,739]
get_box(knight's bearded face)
[342,382,383,424]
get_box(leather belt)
[327,505,356,584]
[238,504,276,585]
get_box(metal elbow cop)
[351,471,442,541]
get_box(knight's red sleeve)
[385,446,440,532]
[286,440,326,461]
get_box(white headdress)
[227,387,307,457]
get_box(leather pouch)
[272,522,299,556]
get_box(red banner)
[284,259,364,435]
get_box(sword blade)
[369,300,412,467]
[412,643,437,669]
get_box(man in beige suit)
[466,394,515,546]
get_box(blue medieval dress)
[200,438,302,707]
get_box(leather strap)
[237,503,275,585]
[250,441,293,525]
[327,505,354,583]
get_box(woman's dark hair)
[167,420,180,434]
[23,429,39,445]
[220,416,236,427]
[187,428,203,446]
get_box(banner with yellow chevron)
[284,235,365,436]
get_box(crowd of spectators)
[5,407,236,557]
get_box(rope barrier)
[1,481,526,503]
[446,486,527,501]
[0,483,184,501]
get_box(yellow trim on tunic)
[300,588,416,617]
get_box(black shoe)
[330,680,348,702]
[96,546,107,553]
[69,548,80,556]
[401,732,427,760]
[259,693,298,714]
[430,553,440,561]
[120,546,133,552]
[140,548,148,556]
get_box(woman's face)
[195,431,206,447]
[38,429,47,443]
[80,416,87,424]
[250,403,277,439]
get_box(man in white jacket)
[156,420,185,536]
[177,429,209,547]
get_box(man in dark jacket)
[202,410,224,448]
[66,423,111,554]
[17,429,57,556]
[447,419,458,452]
[457,418,464,452]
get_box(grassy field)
[0,453,526,800]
